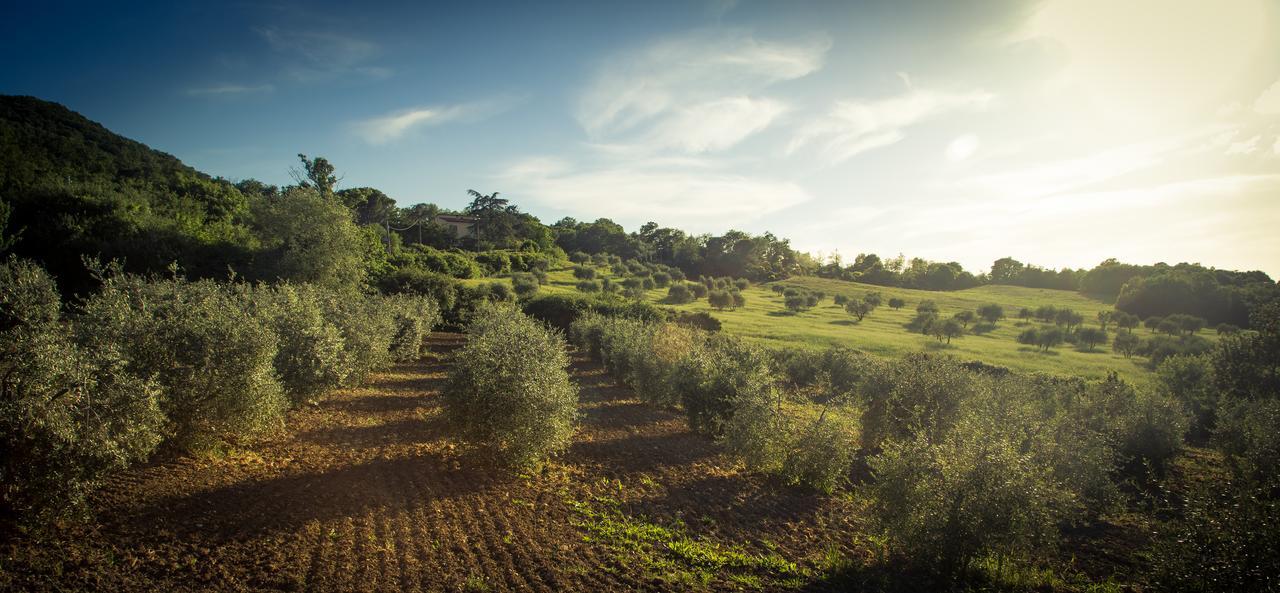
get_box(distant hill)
[0,95,254,293]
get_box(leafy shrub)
[576,279,601,293]
[671,310,721,332]
[733,278,750,291]
[631,323,699,407]
[257,284,348,403]
[375,266,458,312]
[1149,480,1280,593]
[709,290,734,310]
[78,271,286,452]
[1138,334,1212,366]
[688,282,708,298]
[524,293,665,333]
[384,293,442,362]
[443,304,578,469]
[512,274,539,298]
[860,353,973,448]
[474,251,512,275]
[652,271,671,287]
[1155,354,1217,439]
[322,293,398,386]
[671,334,773,436]
[1,258,163,527]
[572,265,596,280]
[864,413,1071,577]
[1084,375,1187,475]
[666,282,694,304]
[779,412,858,493]
[1213,397,1280,483]
[412,246,483,278]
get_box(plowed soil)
[1,334,863,592]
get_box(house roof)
[435,214,479,223]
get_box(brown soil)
[1,334,863,592]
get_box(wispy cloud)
[255,27,390,82]
[788,89,994,164]
[184,83,274,96]
[352,98,520,145]
[577,29,829,153]
[499,156,811,229]
[1255,78,1280,114]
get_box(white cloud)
[643,96,788,153]
[1226,135,1261,155]
[946,134,980,161]
[185,84,274,96]
[788,89,994,164]
[352,99,518,144]
[1254,78,1280,114]
[577,29,828,152]
[499,156,811,229]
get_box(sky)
[3,0,1279,276]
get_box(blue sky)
[4,0,1279,276]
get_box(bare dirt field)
[2,334,866,592]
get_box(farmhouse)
[434,214,479,238]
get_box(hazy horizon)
[4,0,1278,277]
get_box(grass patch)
[566,495,803,589]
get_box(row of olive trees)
[568,309,1195,583]
[0,257,440,529]
[569,313,857,493]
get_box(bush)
[522,293,665,334]
[666,282,694,304]
[888,297,905,309]
[733,278,750,291]
[864,413,1071,577]
[1156,355,1217,439]
[709,290,734,310]
[1,258,163,527]
[258,284,349,403]
[1149,480,1280,593]
[78,272,287,452]
[375,267,458,313]
[1214,397,1280,483]
[474,251,512,276]
[688,282,708,298]
[572,265,596,280]
[384,293,442,362]
[443,304,578,469]
[672,334,773,436]
[731,291,746,309]
[671,310,721,332]
[512,275,539,298]
[576,279,601,293]
[652,271,671,288]
[860,353,974,448]
[1113,331,1141,357]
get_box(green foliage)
[864,413,1071,577]
[860,353,972,448]
[76,269,286,452]
[321,293,398,386]
[1075,327,1108,351]
[672,335,774,437]
[1113,331,1141,357]
[256,284,349,403]
[709,290,734,311]
[384,293,442,362]
[1149,480,1280,593]
[572,265,596,280]
[722,390,857,493]
[444,304,578,469]
[887,297,905,309]
[251,186,368,289]
[0,258,163,528]
[666,282,694,304]
[1155,355,1216,439]
[1213,397,1280,483]
[976,303,1004,324]
[576,279,601,293]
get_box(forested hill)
[0,95,255,293]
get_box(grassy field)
[472,267,1206,383]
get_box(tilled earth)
[1,334,864,592]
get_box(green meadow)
[476,267,1214,383]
